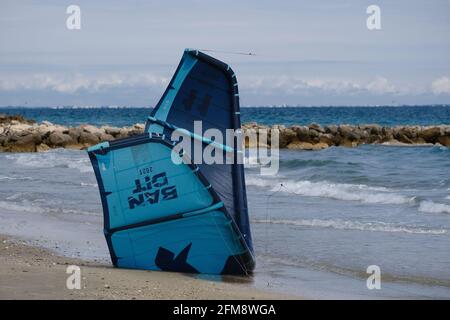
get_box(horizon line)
[1,104,450,109]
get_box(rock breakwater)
[0,114,449,152]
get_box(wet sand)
[0,235,296,300]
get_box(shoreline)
[1,114,449,152]
[0,234,296,300]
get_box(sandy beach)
[0,235,295,300]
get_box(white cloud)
[0,73,169,94]
[0,72,436,100]
[1,72,401,96]
[240,75,403,96]
[431,77,450,94]
[365,77,397,95]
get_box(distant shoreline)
[1,104,450,108]
[1,105,448,128]
[0,114,449,152]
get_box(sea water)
[1,105,449,127]
[0,106,449,298]
[0,146,449,298]
[246,145,450,298]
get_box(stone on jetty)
[0,113,449,152]
[0,114,146,152]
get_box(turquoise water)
[1,105,449,127]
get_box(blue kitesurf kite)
[87,49,255,275]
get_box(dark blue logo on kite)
[128,172,178,209]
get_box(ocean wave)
[381,141,436,147]
[0,200,100,216]
[0,200,48,214]
[258,254,450,288]
[252,218,447,235]
[418,201,450,214]
[245,176,414,205]
[244,153,274,168]
[280,158,351,169]
[5,192,41,201]
[0,175,33,181]
[244,155,261,168]
[244,155,349,170]
[80,182,98,187]
[51,208,100,216]
[5,150,92,173]
[48,105,128,109]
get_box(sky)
[0,0,449,107]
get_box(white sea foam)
[418,201,450,214]
[52,208,100,216]
[0,200,99,216]
[5,193,33,201]
[67,160,93,173]
[0,175,33,181]
[244,152,273,168]
[245,176,414,205]
[5,150,92,173]
[244,155,261,168]
[80,182,98,187]
[381,141,435,147]
[252,218,448,235]
[0,200,46,214]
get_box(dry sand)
[0,235,296,300]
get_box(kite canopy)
[88,49,254,275]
